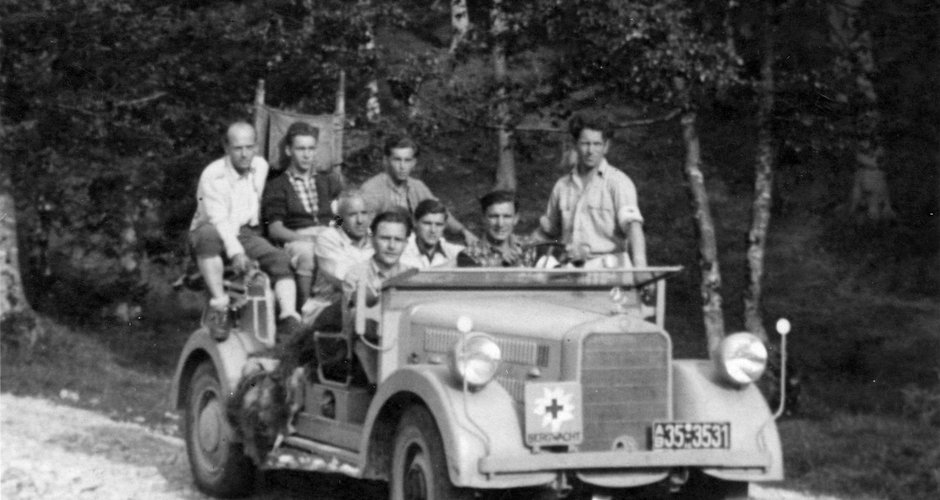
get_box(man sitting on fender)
[189,121,300,339]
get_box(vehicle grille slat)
[580,332,669,452]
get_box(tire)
[673,471,748,500]
[185,362,256,498]
[390,406,474,500]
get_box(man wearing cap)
[534,114,648,269]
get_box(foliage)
[1,0,378,313]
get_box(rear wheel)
[390,406,473,500]
[185,362,256,497]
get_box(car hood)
[407,297,608,341]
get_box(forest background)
[1,1,938,498]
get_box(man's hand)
[566,243,591,263]
[463,229,480,246]
[232,253,250,274]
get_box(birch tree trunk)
[491,0,517,191]
[744,0,775,342]
[361,0,380,123]
[449,0,470,54]
[680,111,726,355]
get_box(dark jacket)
[262,170,343,230]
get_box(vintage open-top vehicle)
[171,266,783,499]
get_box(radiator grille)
[580,332,669,452]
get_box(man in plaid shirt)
[262,121,344,306]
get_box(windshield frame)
[382,266,683,290]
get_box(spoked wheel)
[390,406,473,500]
[185,362,256,498]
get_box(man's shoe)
[276,315,302,344]
[205,306,231,341]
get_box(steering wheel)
[524,242,572,268]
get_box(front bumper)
[479,449,771,475]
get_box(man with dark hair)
[361,135,478,244]
[458,190,534,267]
[262,121,344,306]
[189,121,300,336]
[401,199,465,269]
[534,114,648,269]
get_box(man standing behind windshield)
[361,135,478,245]
[534,115,648,269]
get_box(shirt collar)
[416,238,445,259]
[287,167,312,182]
[370,257,402,280]
[224,156,254,179]
[568,158,611,180]
[384,172,409,191]
[337,226,371,249]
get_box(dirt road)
[1,394,848,500]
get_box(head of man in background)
[283,121,320,174]
[225,122,257,175]
[384,136,419,185]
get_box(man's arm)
[315,231,366,283]
[532,184,562,242]
[626,221,647,268]
[199,171,244,258]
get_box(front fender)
[672,360,784,481]
[170,327,266,409]
[361,365,554,489]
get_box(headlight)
[449,333,502,389]
[715,332,767,386]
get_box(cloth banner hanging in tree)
[254,105,344,174]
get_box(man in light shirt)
[361,135,478,245]
[189,122,300,335]
[534,114,648,269]
[305,189,375,323]
[400,199,464,269]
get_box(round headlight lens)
[715,332,767,386]
[449,334,502,388]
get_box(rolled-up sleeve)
[199,174,244,258]
[613,175,643,227]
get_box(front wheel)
[185,362,256,497]
[390,406,474,500]
[672,471,748,500]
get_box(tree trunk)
[449,0,470,54]
[829,0,895,223]
[361,0,380,123]
[680,111,726,355]
[491,0,516,191]
[744,0,775,343]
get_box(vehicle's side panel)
[672,360,784,481]
[360,365,555,489]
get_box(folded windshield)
[383,266,682,290]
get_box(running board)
[263,436,363,477]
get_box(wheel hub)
[404,459,428,500]
[198,398,222,454]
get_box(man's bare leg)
[197,255,229,309]
[297,275,312,309]
[273,278,299,319]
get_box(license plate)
[652,422,731,450]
